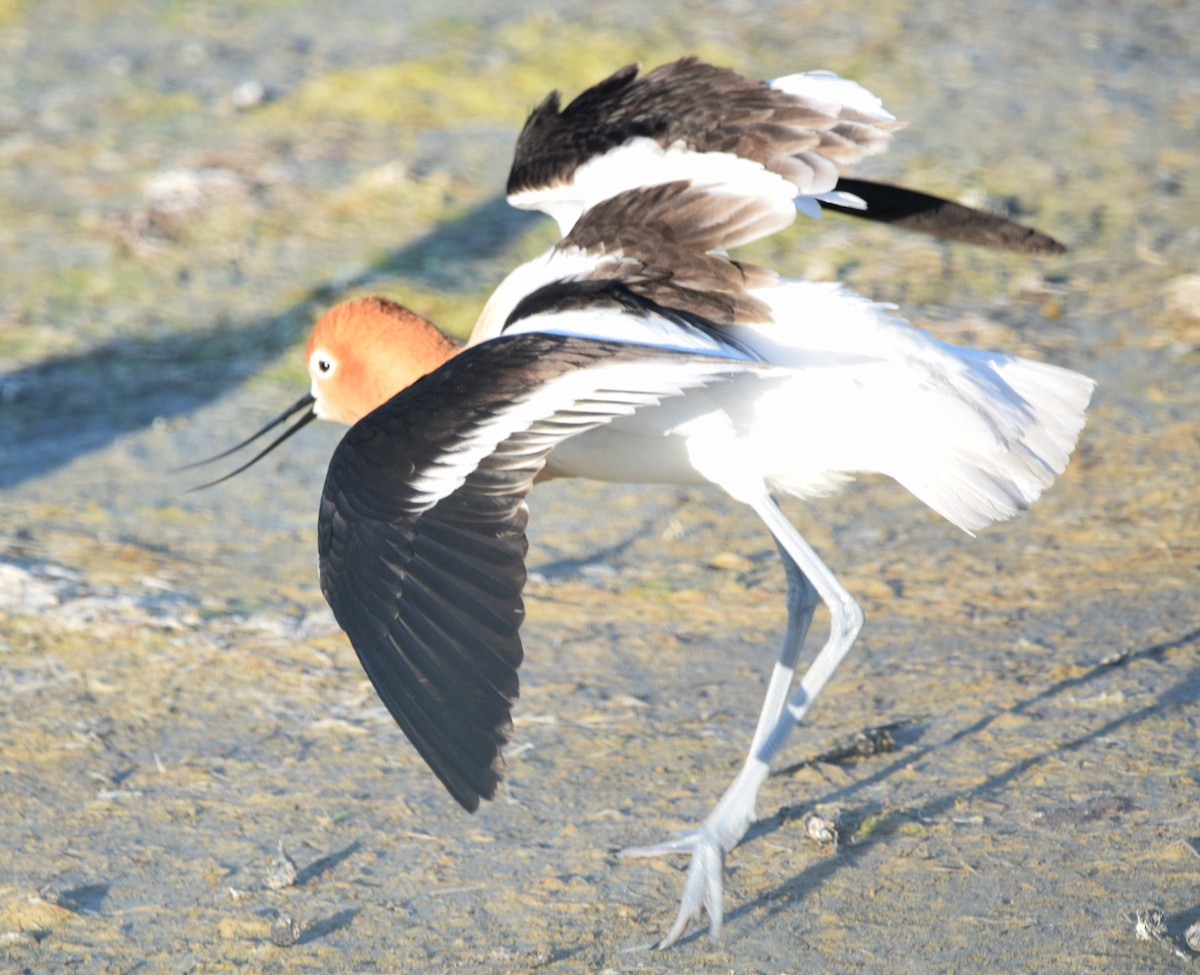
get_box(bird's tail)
[746,281,1095,533]
[885,347,1095,533]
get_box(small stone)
[231,80,266,110]
[1039,296,1064,319]
[1133,908,1165,941]
[1185,920,1200,952]
[804,808,841,847]
[1164,274,1200,322]
[265,841,298,890]
[269,914,301,947]
[180,41,207,65]
[1011,271,1049,298]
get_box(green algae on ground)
[0,0,24,27]
[263,14,735,131]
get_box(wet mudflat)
[1,1,1197,972]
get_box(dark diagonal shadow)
[296,839,362,886]
[0,196,538,490]
[298,908,359,944]
[58,882,111,914]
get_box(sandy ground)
[1,1,1198,972]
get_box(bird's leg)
[623,496,861,947]
[748,494,865,759]
[749,539,820,758]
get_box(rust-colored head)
[184,297,459,489]
[306,297,458,425]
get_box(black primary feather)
[317,332,760,809]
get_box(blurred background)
[1,1,1196,971]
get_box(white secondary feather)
[769,69,896,122]
[508,137,799,238]
[470,246,617,346]
[403,355,759,513]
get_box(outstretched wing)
[507,57,898,241]
[317,332,766,810]
[505,57,1063,254]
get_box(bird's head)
[182,296,458,488]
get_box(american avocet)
[192,60,1092,946]
[193,59,1065,485]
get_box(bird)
[191,58,1066,486]
[188,59,1094,947]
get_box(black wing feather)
[507,58,893,198]
[508,58,1065,254]
[822,178,1067,254]
[317,332,758,810]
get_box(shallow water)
[1,1,1198,972]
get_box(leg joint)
[832,595,864,644]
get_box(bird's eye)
[316,357,333,374]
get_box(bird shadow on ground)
[58,883,111,915]
[0,196,537,490]
[296,839,362,887]
[531,514,679,581]
[298,908,359,945]
[680,625,1200,945]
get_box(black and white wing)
[472,181,780,346]
[505,57,1063,254]
[317,332,765,811]
[507,57,897,240]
